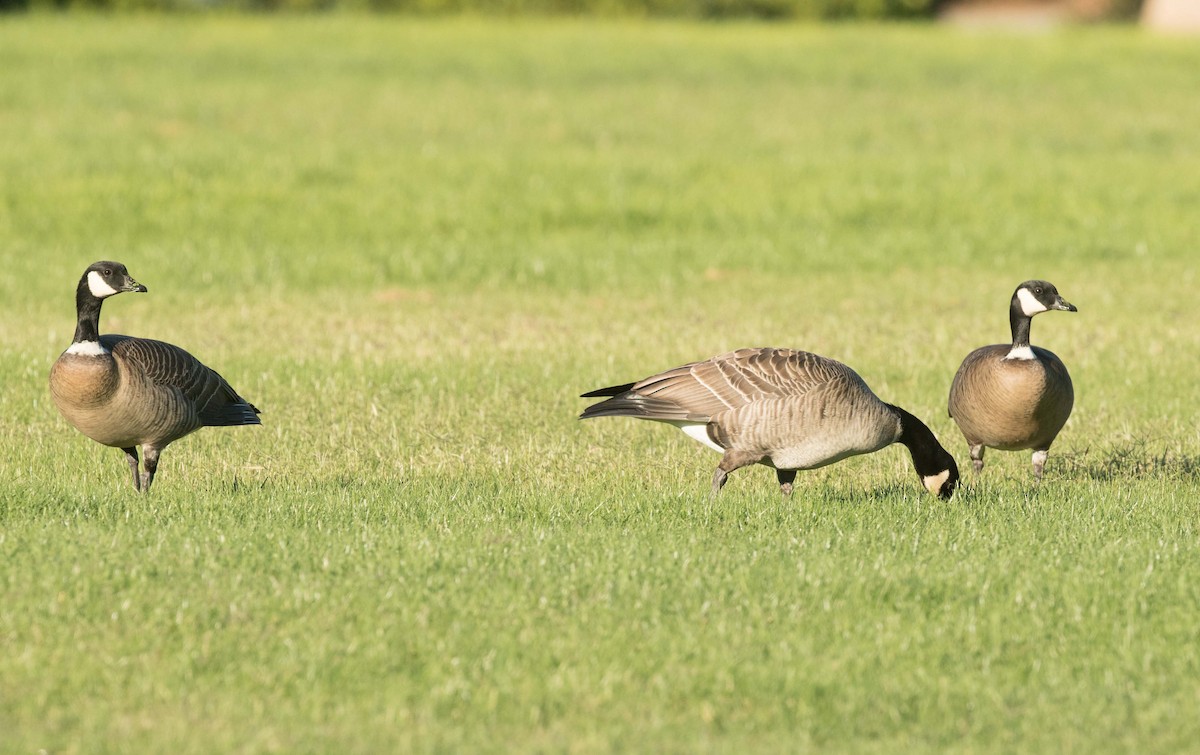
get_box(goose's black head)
[921,447,961,501]
[1011,280,1076,318]
[79,261,147,300]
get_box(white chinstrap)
[923,469,951,495]
[1015,287,1048,317]
[87,270,121,299]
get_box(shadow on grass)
[1055,439,1200,482]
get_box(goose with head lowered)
[49,261,261,492]
[948,280,1077,481]
[580,347,959,499]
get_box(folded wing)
[581,347,859,422]
[104,335,261,427]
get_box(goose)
[580,347,959,499]
[49,261,261,492]
[948,280,1076,481]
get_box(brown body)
[50,335,251,451]
[948,279,1078,480]
[948,344,1073,452]
[611,348,902,471]
[581,347,959,498]
[53,261,260,491]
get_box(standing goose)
[580,347,959,499]
[49,261,261,492]
[948,280,1077,481]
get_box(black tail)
[580,382,636,398]
[201,401,262,427]
[579,390,696,422]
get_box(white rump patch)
[87,270,120,299]
[669,421,725,454]
[922,469,951,496]
[65,340,110,356]
[1005,345,1036,361]
[1015,287,1048,317]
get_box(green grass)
[3,16,1200,753]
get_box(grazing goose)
[948,280,1077,481]
[49,261,261,492]
[580,347,959,499]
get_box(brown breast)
[49,352,129,446]
[49,348,202,449]
[948,345,1073,451]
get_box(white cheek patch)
[1005,345,1036,361]
[1015,287,1048,317]
[87,270,120,298]
[670,422,725,454]
[65,340,110,356]
[923,469,951,496]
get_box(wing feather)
[581,348,865,422]
[103,335,261,426]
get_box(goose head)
[921,449,961,500]
[81,261,147,300]
[1012,280,1076,318]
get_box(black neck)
[72,278,103,344]
[1009,298,1032,350]
[890,404,948,478]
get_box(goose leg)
[710,468,728,496]
[710,449,762,498]
[139,446,161,493]
[122,447,141,492]
[776,469,797,498]
[1032,449,1048,482]
[969,444,985,475]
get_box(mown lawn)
[1,16,1198,753]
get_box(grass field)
[2,16,1199,753]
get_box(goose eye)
[1034,287,1042,294]
[103,268,112,276]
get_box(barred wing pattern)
[103,335,261,427]
[582,348,868,422]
